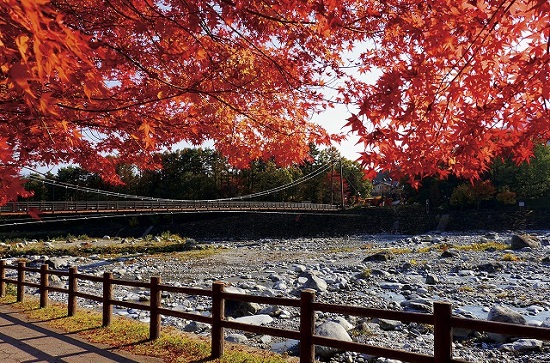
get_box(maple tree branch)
[244,8,315,26]
[102,0,140,21]
[203,91,300,137]
[57,90,188,113]
[437,0,517,96]
[102,40,219,94]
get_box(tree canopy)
[24,147,372,205]
[1,0,549,203]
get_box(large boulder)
[363,251,394,262]
[225,333,248,344]
[400,298,433,313]
[476,262,504,273]
[233,314,273,326]
[502,339,543,352]
[300,272,328,293]
[224,286,261,318]
[331,317,354,331]
[44,257,70,270]
[314,321,353,358]
[510,234,541,250]
[487,305,526,342]
[271,339,299,355]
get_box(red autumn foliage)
[1,0,548,203]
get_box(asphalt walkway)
[0,303,163,363]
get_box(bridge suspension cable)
[23,162,334,203]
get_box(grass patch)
[387,247,412,254]
[414,241,509,254]
[457,285,475,292]
[501,253,521,262]
[0,295,295,363]
[416,245,435,253]
[454,241,508,252]
[357,268,372,279]
[0,237,208,259]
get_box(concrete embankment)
[1,205,548,241]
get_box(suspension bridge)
[0,164,345,227]
[0,199,339,217]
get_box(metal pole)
[340,158,345,209]
[330,161,335,205]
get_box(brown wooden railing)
[0,200,339,216]
[1,260,549,363]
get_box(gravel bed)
[6,231,550,362]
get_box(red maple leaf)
[28,207,43,220]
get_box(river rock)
[377,318,402,331]
[487,305,526,342]
[315,321,353,358]
[273,281,288,290]
[300,272,328,292]
[45,257,70,270]
[425,273,439,285]
[271,339,299,355]
[476,262,503,273]
[501,338,543,352]
[401,298,433,313]
[488,305,526,325]
[440,249,459,258]
[48,274,63,286]
[233,314,273,325]
[380,282,402,290]
[331,317,354,331]
[183,321,209,333]
[224,286,261,317]
[258,305,281,316]
[363,251,394,262]
[226,333,248,343]
[510,234,541,250]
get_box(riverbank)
[1,205,548,241]
[3,231,550,362]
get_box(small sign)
[519,201,525,207]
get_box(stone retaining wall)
[1,206,548,240]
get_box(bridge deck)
[0,200,339,216]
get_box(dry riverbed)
[4,231,550,363]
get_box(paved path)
[0,303,163,363]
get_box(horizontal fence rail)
[0,200,339,216]
[1,260,549,363]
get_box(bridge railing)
[0,200,339,215]
[1,260,549,363]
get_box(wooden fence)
[1,260,549,363]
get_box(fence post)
[434,302,453,363]
[17,261,25,302]
[103,272,113,327]
[211,281,225,359]
[150,276,161,340]
[0,260,5,297]
[40,264,49,308]
[300,288,316,363]
[68,266,78,316]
